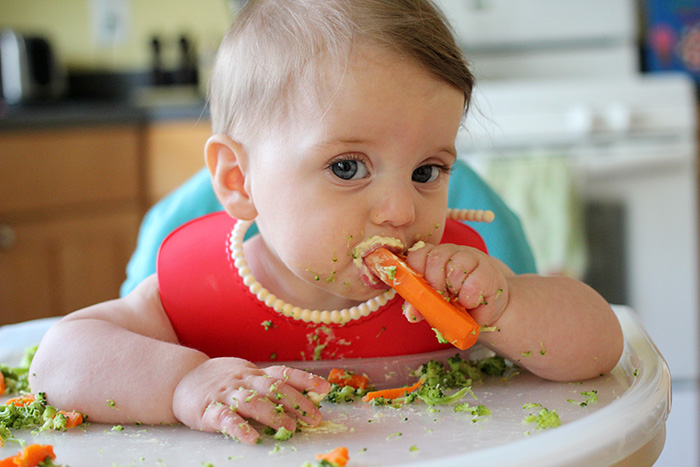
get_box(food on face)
[351,236,407,288]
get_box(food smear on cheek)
[351,236,407,288]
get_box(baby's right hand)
[172,357,331,444]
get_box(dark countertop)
[0,97,209,130]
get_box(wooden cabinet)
[144,120,211,206]
[0,126,143,325]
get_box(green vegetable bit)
[0,344,37,395]
[568,390,598,407]
[432,328,449,344]
[273,426,294,441]
[0,392,82,446]
[323,384,369,403]
[522,407,561,430]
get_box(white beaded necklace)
[228,208,494,325]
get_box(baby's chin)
[314,280,390,306]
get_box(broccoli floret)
[523,408,561,430]
[417,385,471,406]
[416,360,447,387]
[476,356,507,376]
[273,426,294,441]
[446,354,483,384]
[0,366,29,395]
[323,384,368,403]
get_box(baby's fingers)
[264,366,331,398]
[263,366,330,424]
[201,402,259,445]
[403,302,424,323]
[232,386,297,431]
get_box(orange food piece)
[316,446,349,466]
[58,410,84,428]
[364,247,480,350]
[327,368,369,390]
[4,394,35,407]
[0,444,56,467]
[0,373,5,397]
[361,378,424,402]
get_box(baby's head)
[205,0,474,309]
[209,0,474,144]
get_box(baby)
[29,0,623,445]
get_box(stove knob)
[566,105,594,136]
[604,103,631,133]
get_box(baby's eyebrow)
[316,137,372,148]
[314,137,458,159]
[441,146,458,159]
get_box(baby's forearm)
[475,275,623,382]
[29,315,208,424]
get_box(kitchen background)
[0,0,698,465]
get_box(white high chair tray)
[0,306,670,467]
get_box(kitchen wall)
[0,0,232,72]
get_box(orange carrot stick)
[0,444,56,467]
[58,410,84,429]
[364,247,480,350]
[316,446,349,466]
[327,368,369,390]
[4,394,35,407]
[361,378,424,402]
[0,373,5,397]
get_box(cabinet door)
[0,209,139,325]
[0,126,141,215]
[0,126,143,326]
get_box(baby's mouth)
[352,236,406,289]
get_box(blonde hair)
[209,0,474,140]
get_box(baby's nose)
[370,189,416,227]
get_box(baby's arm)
[29,275,330,444]
[405,244,623,382]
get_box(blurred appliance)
[436,0,699,382]
[436,0,638,81]
[0,30,67,105]
[458,74,699,382]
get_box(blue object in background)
[642,0,700,85]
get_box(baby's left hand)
[404,243,510,327]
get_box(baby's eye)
[412,165,441,183]
[330,159,369,180]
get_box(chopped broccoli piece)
[475,356,507,376]
[568,390,598,407]
[523,408,561,430]
[273,426,294,441]
[324,383,369,403]
[432,328,449,344]
[454,403,491,417]
[417,385,471,406]
[0,345,37,396]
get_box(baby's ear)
[204,134,257,221]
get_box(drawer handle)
[0,224,16,249]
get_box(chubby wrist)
[171,353,211,426]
